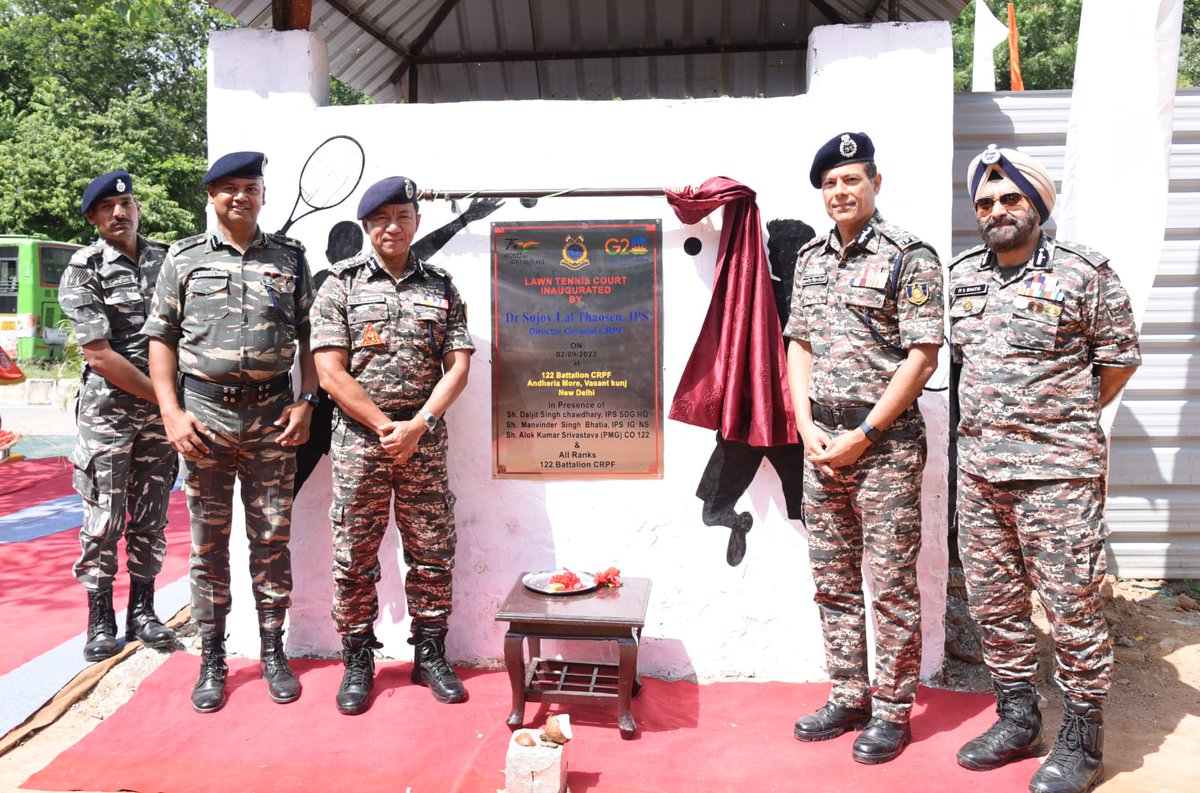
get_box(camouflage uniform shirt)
[949,234,1141,482]
[783,211,945,404]
[142,228,312,382]
[309,252,474,410]
[59,235,168,371]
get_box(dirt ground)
[0,578,1197,793]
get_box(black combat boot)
[125,577,176,649]
[336,633,382,715]
[793,702,871,741]
[409,626,466,703]
[1028,699,1104,793]
[852,717,912,764]
[957,680,1044,770]
[84,589,118,662]
[191,632,228,714]
[259,627,301,703]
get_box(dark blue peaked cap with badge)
[80,170,134,215]
[202,151,266,185]
[356,176,418,219]
[809,132,875,188]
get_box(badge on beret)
[360,322,384,347]
[839,134,857,158]
[115,178,126,192]
[905,284,929,306]
[981,144,1001,165]
[405,180,415,200]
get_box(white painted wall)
[207,23,952,684]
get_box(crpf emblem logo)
[838,134,857,158]
[115,178,127,193]
[560,234,590,271]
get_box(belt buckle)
[222,385,238,405]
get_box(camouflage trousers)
[958,472,1111,705]
[72,372,177,591]
[802,416,926,724]
[181,387,295,632]
[329,414,457,638]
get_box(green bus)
[0,235,79,360]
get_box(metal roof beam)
[325,0,413,59]
[389,0,463,88]
[809,0,849,25]
[408,40,808,67]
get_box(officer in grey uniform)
[311,176,473,713]
[59,170,178,661]
[951,145,1140,793]
[784,132,944,764]
[144,151,318,713]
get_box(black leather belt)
[182,374,291,405]
[810,402,873,428]
[381,408,417,422]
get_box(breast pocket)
[1008,299,1063,351]
[846,285,886,310]
[348,299,390,350]
[949,295,988,347]
[186,274,231,321]
[103,287,145,328]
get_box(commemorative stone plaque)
[492,220,663,478]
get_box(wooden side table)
[495,574,651,739]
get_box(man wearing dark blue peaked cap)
[356,176,418,219]
[809,132,875,188]
[80,170,134,215]
[202,151,267,185]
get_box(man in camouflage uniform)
[951,145,1140,793]
[144,151,318,713]
[784,132,944,764]
[59,170,178,662]
[310,176,474,714]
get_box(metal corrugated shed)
[954,89,1200,578]
[209,0,969,102]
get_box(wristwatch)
[298,391,320,408]
[418,408,438,431]
[858,420,881,443]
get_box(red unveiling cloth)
[665,177,796,447]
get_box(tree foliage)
[953,0,1199,91]
[0,0,232,243]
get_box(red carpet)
[25,653,1040,793]
[0,492,191,676]
[0,456,74,515]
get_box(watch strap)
[858,420,880,442]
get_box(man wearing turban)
[950,145,1141,793]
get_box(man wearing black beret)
[310,176,475,713]
[784,132,944,763]
[144,151,318,713]
[59,171,178,662]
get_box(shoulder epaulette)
[950,244,989,270]
[267,232,306,253]
[331,252,370,276]
[1052,238,1109,269]
[797,235,825,259]
[143,237,169,250]
[875,221,923,252]
[168,233,206,257]
[421,260,450,279]
[67,240,104,268]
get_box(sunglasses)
[974,192,1025,214]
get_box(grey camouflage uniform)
[309,252,474,637]
[783,211,944,724]
[950,234,1140,704]
[142,228,312,631]
[58,236,178,591]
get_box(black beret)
[356,176,418,219]
[80,170,133,215]
[202,151,266,185]
[809,132,875,188]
